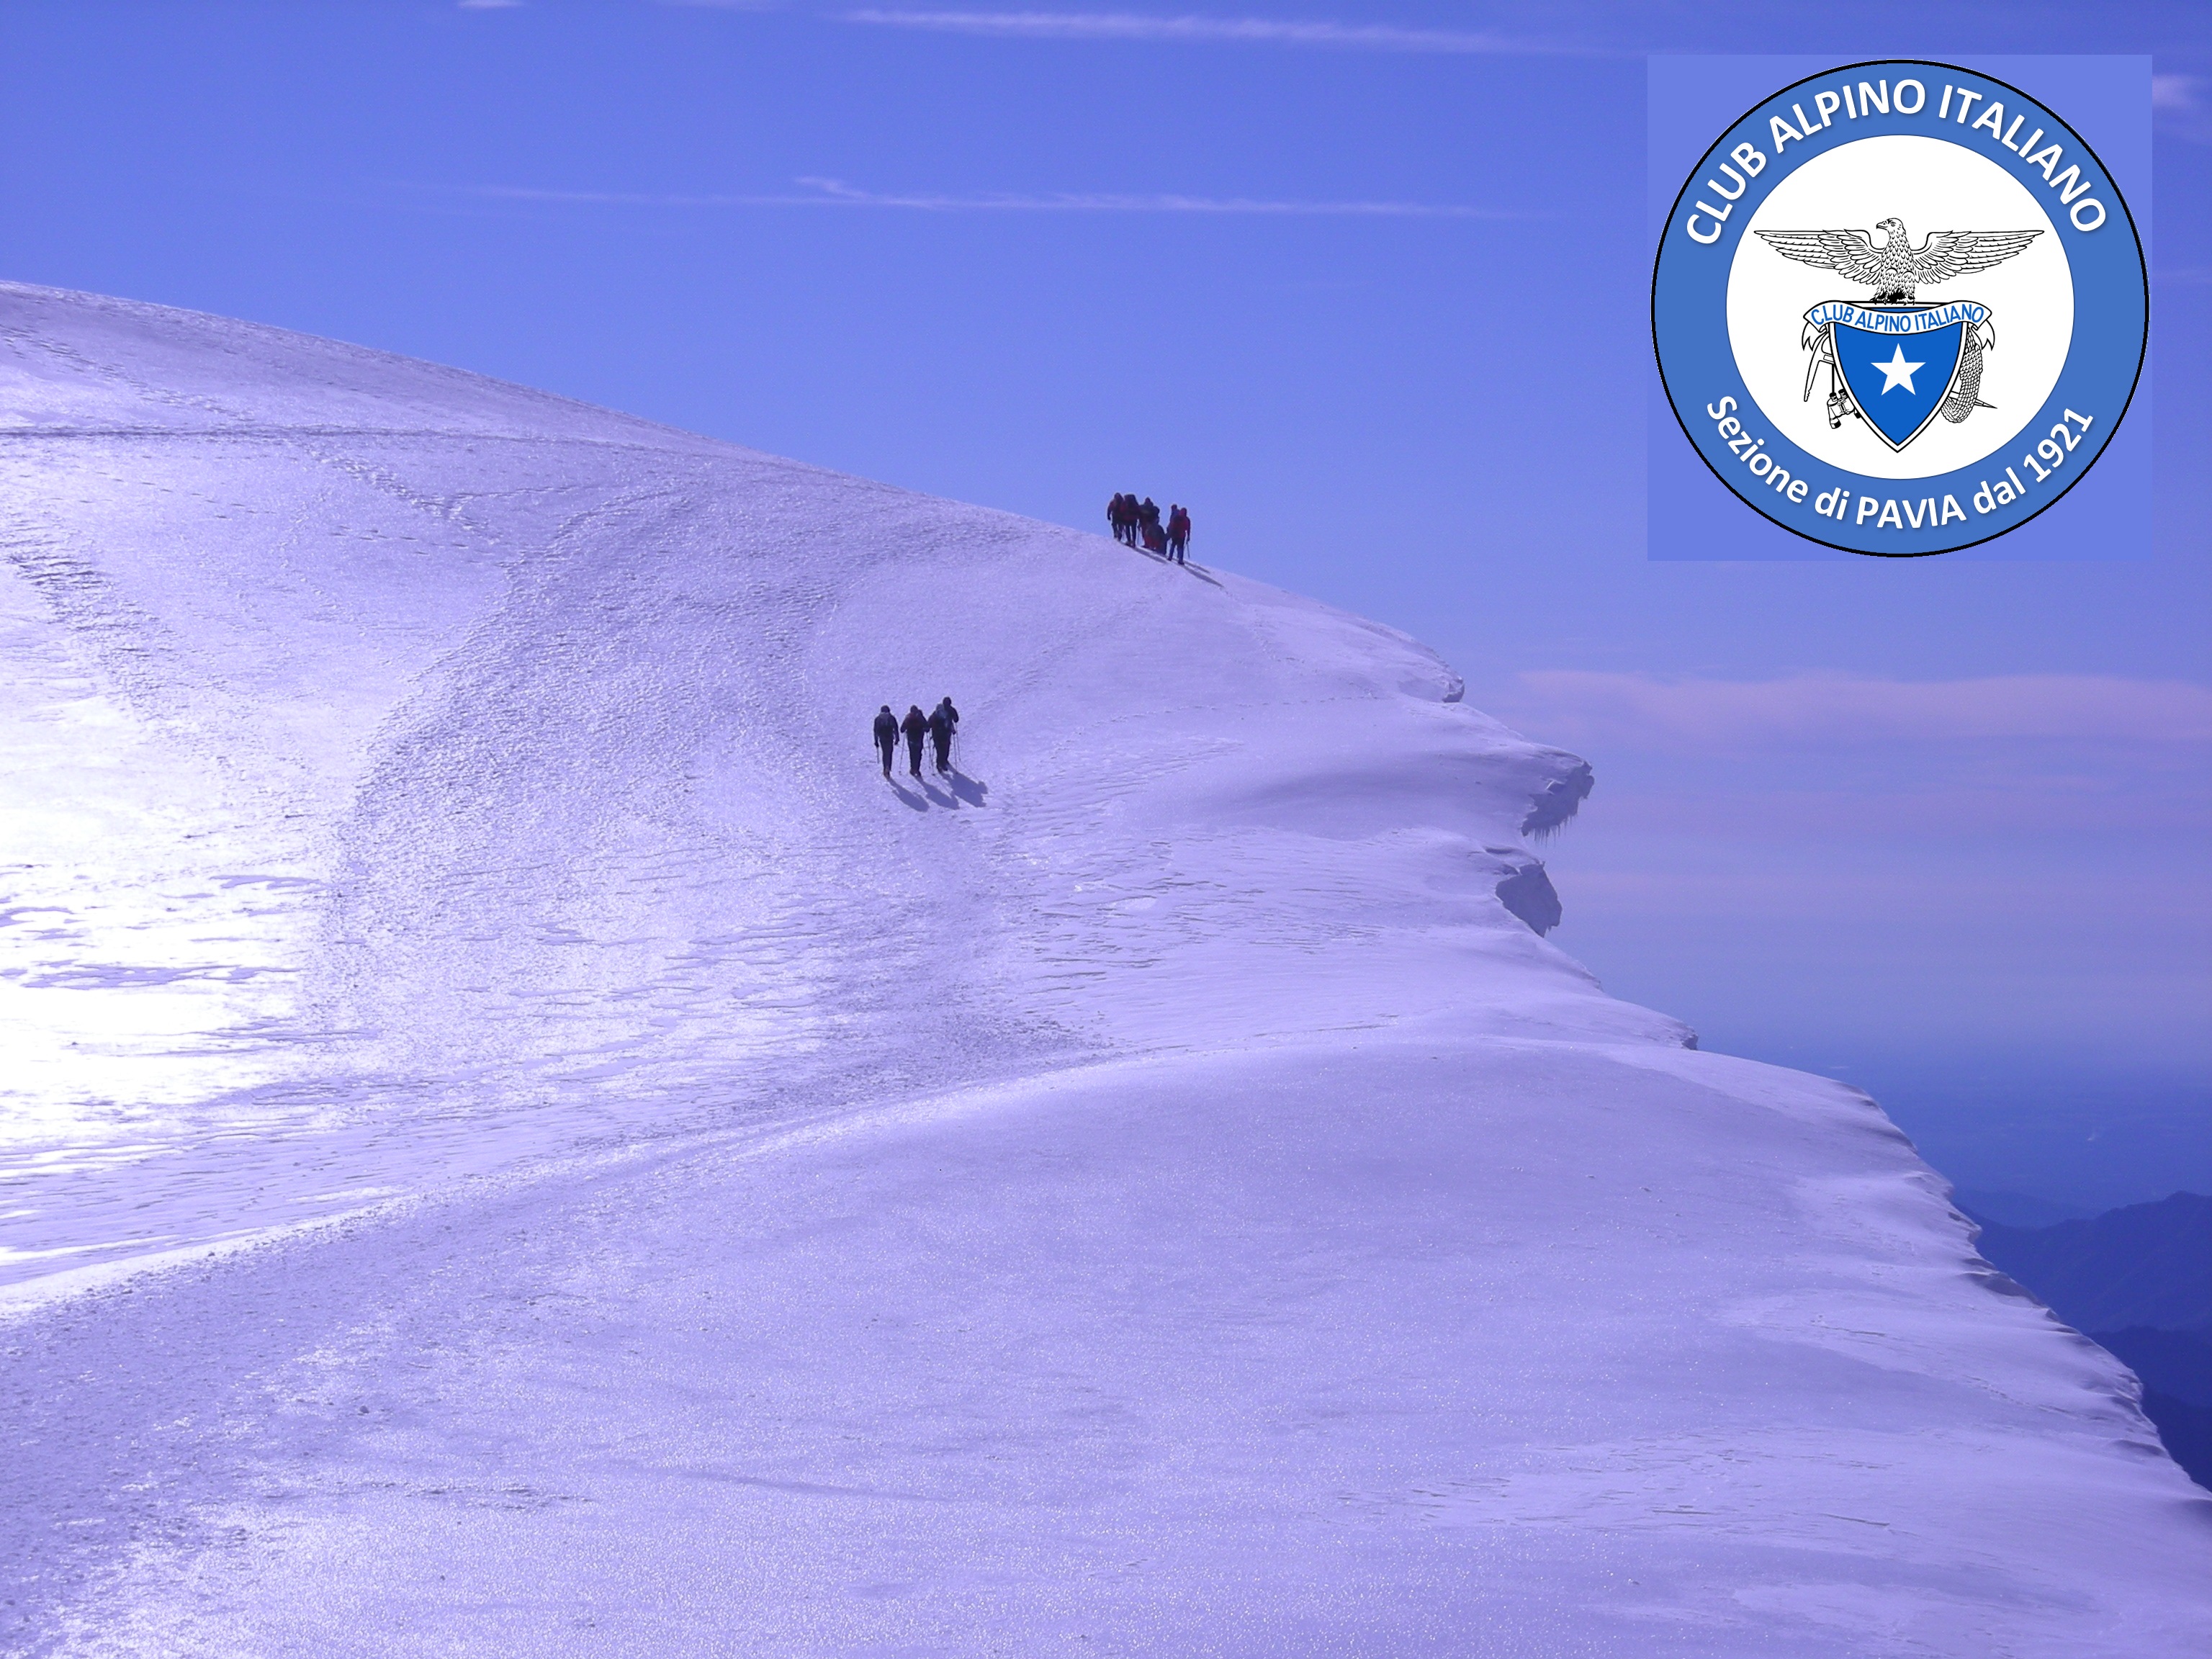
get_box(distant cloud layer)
[842,10,1557,53]
[2152,73,2211,144]
[464,176,1514,217]
[2151,73,2198,111]
[1515,673,2212,749]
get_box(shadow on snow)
[885,769,988,811]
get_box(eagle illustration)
[1754,217,2041,303]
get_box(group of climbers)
[1107,494,1192,565]
[873,697,960,781]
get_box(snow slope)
[1,283,2205,1655]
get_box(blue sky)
[5,0,2207,1207]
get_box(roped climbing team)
[1107,494,1192,565]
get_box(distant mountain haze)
[2092,1328,2212,1410]
[1951,1188,2097,1228]
[1968,1193,2212,1334]
[1966,1194,2212,1489]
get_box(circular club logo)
[1653,61,2145,557]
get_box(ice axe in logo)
[1755,219,2040,449]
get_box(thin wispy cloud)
[842,10,1567,54]
[1512,673,2212,751]
[461,175,1524,217]
[2151,73,2198,111]
[2152,72,2212,145]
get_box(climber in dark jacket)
[927,696,959,773]
[873,705,899,776]
[1114,493,1139,546]
[900,704,929,778]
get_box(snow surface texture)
[0,282,2205,1656]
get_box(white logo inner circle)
[1727,132,2073,482]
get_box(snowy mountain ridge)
[0,279,1671,1284]
[1,283,2206,1656]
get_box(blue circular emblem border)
[1652,60,2147,558]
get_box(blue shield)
[1833,306,1966,451]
